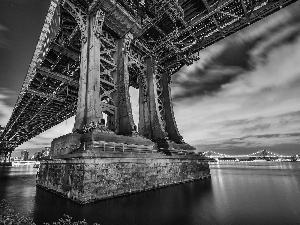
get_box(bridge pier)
[36,1,210,204]
[37,155,210,204]
[140,58,195,152]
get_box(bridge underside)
[0,0,297,151]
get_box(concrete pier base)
[36,151,210,204]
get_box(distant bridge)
[0,0,297,158]
[203,149,299,160]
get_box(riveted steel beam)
[36,67,79,87]
[26,88,65,102]
[50,42,80,61]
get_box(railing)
[11,161,37,167]
[90,141,157,154]
[53,140,207,157]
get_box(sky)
[0,0,300,157]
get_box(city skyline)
[0,0,300,156]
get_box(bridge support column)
[68,5,137,135]
[138,68,151,139]
[73,28,88,131]
[51,4,154,158]
[72,9,117,132]
[143,58,195,151]
[115,33,138,136]
[145,58,168,142]
[160,72,185,144]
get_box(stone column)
[72,9,105,131]
[115,33,137,136]
[138,69,151,139]
[142,58,195,150]
[86,11,103,125]
[160,72,184,144]
[145,58,168,141]
[73,26,89,131]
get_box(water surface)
[1,162,300,225]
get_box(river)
[1,162,300,225]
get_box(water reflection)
[210,162,300,225]
[33,179,213,225]
[0,167,37,218]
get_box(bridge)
[0,0,297,158]
[0,0,298,203]
[203,150,300,161]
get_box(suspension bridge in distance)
[203,150,300,162]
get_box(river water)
[1,162,300,225]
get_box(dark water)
[1,162,300,225]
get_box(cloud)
[171,8,300,152]
[220,133,300,148]
[0,88,15,126]
[172,65,244,101]
[222,34,300,97]
[249,24,300,66]
[172,4,300,102]
[0,24,10,49]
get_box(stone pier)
[36,151,210,204]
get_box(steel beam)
[154,0,236,50]
[36,67,79,87]
[8,84,69,142]
[26,88,65,102]
[1,96,34,141]
[201,0,226,36]
[50,42,80,61]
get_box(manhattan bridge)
[0,0,297,160]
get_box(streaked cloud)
[0,88,14,126]
[171,4,300,153]
[0,24,10,49]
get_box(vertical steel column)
[160,72,184,144]
[115,33,137,136]
[67,5,107,131]
[145,58,167,141]
[138,68,151,138]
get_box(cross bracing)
[0,0,297,151]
